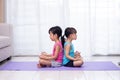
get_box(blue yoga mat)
[0,61,120,71]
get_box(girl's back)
[53,41,63,63]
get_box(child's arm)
[39,52,52,60]
[40,45,60,60]
[41,52,52,57]
[47,45,60,60]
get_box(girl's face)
[71,33,77,40]
[49,31,58,41]
[49,32,55,41]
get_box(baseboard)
[92,54,120,56]
[12,55,38,57]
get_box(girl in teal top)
[61,27,83,67]
[63,42,74,65]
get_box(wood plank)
[83,71,113,80]
[107,71,120,80]
[59,71,86,80]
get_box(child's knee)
[39,55,42,58]
[78,60,83,66]
[39,59,44,64]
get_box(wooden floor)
[0,56,120,80]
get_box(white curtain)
[6,0,66,55]
[6,0,120,56]
[91,0,120,55]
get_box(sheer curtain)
[6,0,120,56]
[68,0,120,56]
[6,0,65,55]
[92,0,120,55]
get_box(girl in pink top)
[52,41,63,63]
[37,26,63,68]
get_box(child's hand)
[39,54,46,59]
[39,52,47,58]
[75,51,81,55]
[41,52,52,57]
[74,51,81,58]
[41,52,46,55]
[74,57,80,61]
[74,51,83,61]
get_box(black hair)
[48,26,62,38]
[61,27,77,48]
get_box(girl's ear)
[54,33,58,38]
[69,34,73,38]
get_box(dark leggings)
[64,60,74,67]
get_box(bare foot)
[37,63,42,68]
[37,63,47,68]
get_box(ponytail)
[61,35,65,48]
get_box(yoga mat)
[0,61,120,71]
